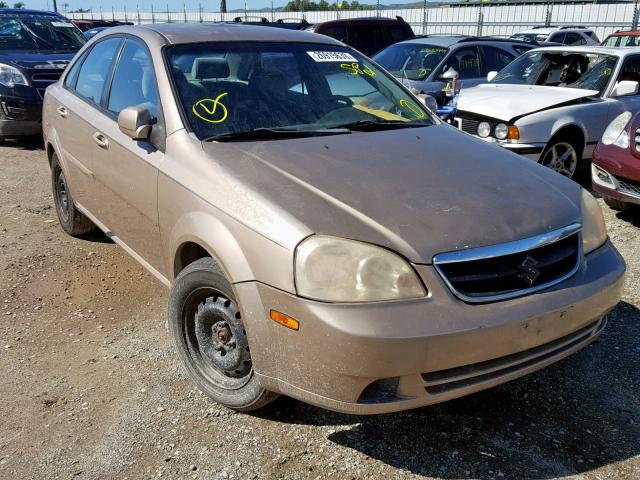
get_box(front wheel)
[168,257,278,412]
[539,139,582,180]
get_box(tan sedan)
[43,23,625,414]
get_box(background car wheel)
[540,138,582,180]
[604,196,633,212]
[168,257,279,412]
[50,153,96,236]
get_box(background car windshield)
[372,43,448,81]
[0,15,86,51]
[167,42,434,140]
[602,34,639,47]
[490,51,617,94]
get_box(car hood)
[456,84,599,122]
[202,124,581,263]
[0,51,75,70]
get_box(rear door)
[53,37,123,215]
[92,37,166,271]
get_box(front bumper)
[0,95,43,137]
[592,149,640,207]
[238,241,625,414]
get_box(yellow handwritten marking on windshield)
[352,104,408,121]
[399,99,426,119]
[192,92,229,124]
[340,62,376,77]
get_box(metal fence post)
[633,0,640,30]
[477,3,484,37]
[112,6,115,21]
[137,5,141,24]
[199,3,203,23]
[124,5,128,22]
[184,3,187,23]
[167,4,171,23]
[545,2,552,27]
[151,4,155,23]
[422,0,428,35]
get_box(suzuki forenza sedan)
[43,24,625,414]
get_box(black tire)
[539,136,584,181]
[50,152,96,236]
[168,257,278,412]
[604,196,633,212]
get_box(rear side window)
[565,32,586,46]
[107,39,159,117]
[74,37,121,105]
[350,25,385,55]
[319,26,347,42]
[389,25,412,43]
[587,31,600,42]
[481,46,515,74]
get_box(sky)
[20,0,422,13]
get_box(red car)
[601,30,640,47]
[592,111,640,211]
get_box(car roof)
[0,8,62,16]
[517,26,592,35]
[107,23,344,45]
[609,30,640,36]
[531,45,640,56]
[397,35,531,48]
[314,16,408,27]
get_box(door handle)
[56,106,68,118]
[92,132,109,150]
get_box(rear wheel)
[51,153,95,236]
[540,139,582,180]
[168,257,278,412]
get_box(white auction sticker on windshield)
[51,21,75,27]
[307,51,357,62]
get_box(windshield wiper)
[329,119,427,132]
[17,20,56,50]
[204,127,350,142]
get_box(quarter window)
[481,46,515,74]
[107,39,159,117]
[74,37,121,105]
[565,33,586,46]
[64,50,88,89]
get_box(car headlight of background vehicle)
[0,63,28,88]
[495,123,509,140]
[581,189,607,254]
[601,111,632,149]
[477,122,491,138]
[295,236,426,302]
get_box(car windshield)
[602,34,640,47]
[511,33,548,43]
[372,43,449,81]
[490,51,617,94]
[0,14,86,51]
[166,42,435,141]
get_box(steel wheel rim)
[182,287,253,391]
[541,142,578,178]
[56,169,70,221]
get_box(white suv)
[454,46,640,180]
[511,26,600,46]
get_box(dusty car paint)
[43,23,625,414]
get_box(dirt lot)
[0,139,639,480]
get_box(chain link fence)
[67,0,640,39]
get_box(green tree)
[13,1,25,7]
[0,1,8,7]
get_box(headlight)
[477,122,491,138]
[602,111,632,149]
[495,123,508,140]
[581,189,607,254]
[295,236,426,302]
[0,63,28,88]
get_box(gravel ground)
[0,139,639,480]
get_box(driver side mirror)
[487,71,498,82]
[416,93,438,113]
[439,67,459,81]
[612,80,639,97]
[118,105,153,140]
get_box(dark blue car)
[0,9,85,140]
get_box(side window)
[587,31,600,43]
[389,25,412,43]
[513,45,533,56]
[350,26,384,55]
[481,46,515,74]
[441,47,481,79]
[74,37,121,105]
[320,26,347,42]
[616,57,640,91]
[565,33,586,46]
[548,32,565,43]
[107,39,158,117]
[63,50,88,89]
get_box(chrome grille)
[617,176,640,198]
[434,224,582,303]
[30,72,62,99]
